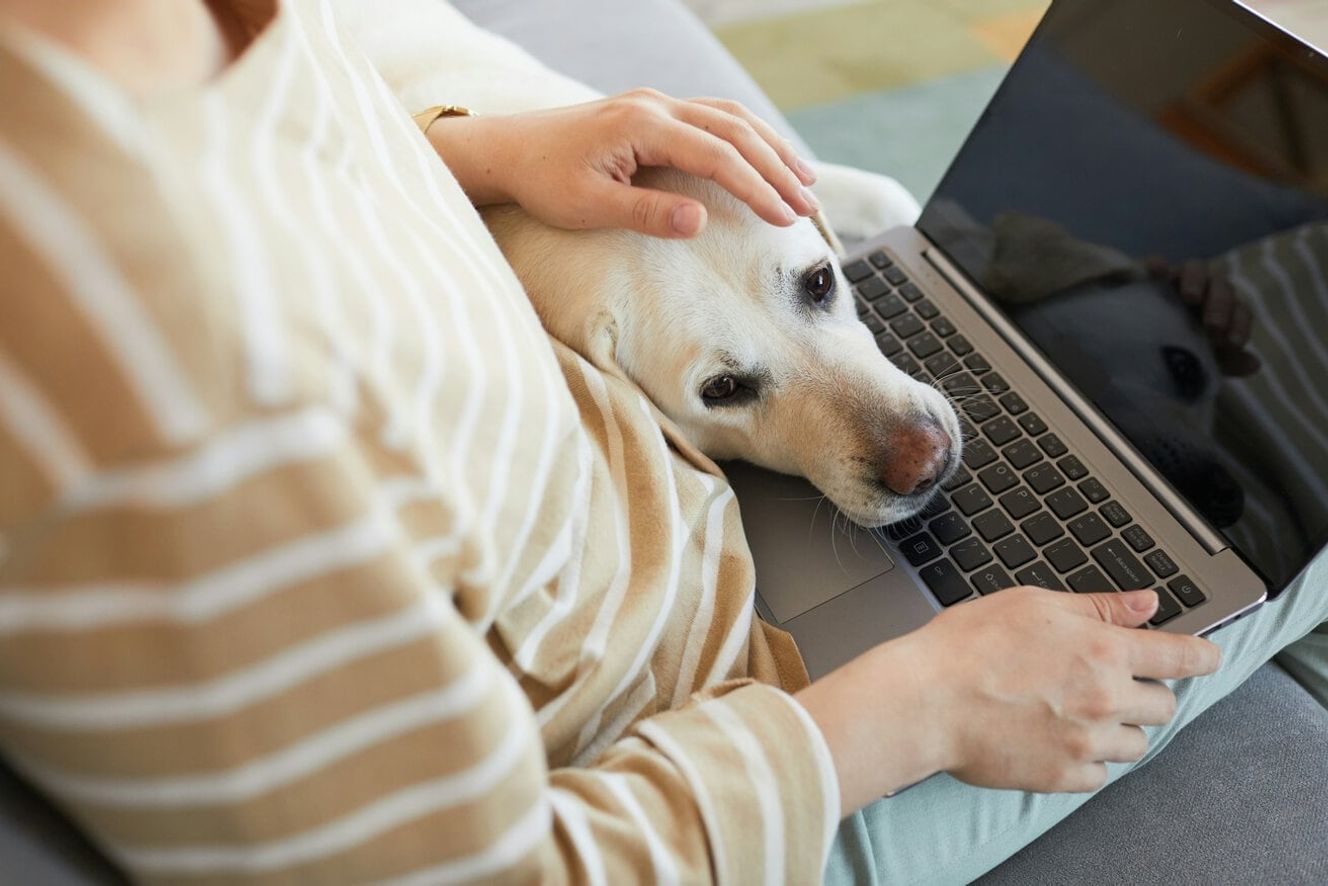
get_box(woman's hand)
[797,587,1222,816]
[425,88,820,238]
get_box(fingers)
[1126,630,1223,680]
[590,179,709,238]
[671,100,818,217]
[1178,259,1207,304]
[1116,680,1178,727]
[688,96,817,185]
[1059,588,1159,628]
[1097,724,1151,764]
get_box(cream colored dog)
[341,0,962,526]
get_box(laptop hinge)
[922,245,1229,556]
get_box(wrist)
[424,113,516,207]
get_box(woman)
[0,1,1323,883]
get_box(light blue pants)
[825,553,1328,885]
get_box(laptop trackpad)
[723,461,894,623]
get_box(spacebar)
[918,558,971,607]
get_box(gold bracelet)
[411,104,478,135]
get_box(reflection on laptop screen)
[918,0,1328,590]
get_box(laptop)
[726,0,1328,680]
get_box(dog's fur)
[341,0,962,525]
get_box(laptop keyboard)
[844,251,1209,627]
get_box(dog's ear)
[810,209,846,258]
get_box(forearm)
[423,113,519,207]
[795,636,952,817]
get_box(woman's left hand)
[425,88,820,239]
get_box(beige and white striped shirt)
[0,1,839,882]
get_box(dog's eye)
[701,375,740,402]
[804,266,835,304]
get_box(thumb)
[1072,589,1158,628]
[600,182,708,238]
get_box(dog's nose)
[882,425,952,497]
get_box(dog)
[340,0,963,526]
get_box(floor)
[683,0,1328,202]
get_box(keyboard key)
[843,260,873,282]
[930,512,972,545]
[999,391,1029,415]
[891,314,925,339]
[978,463,1019,495]
[1149,588,1183,625]
[982,416,1021,447]
[1058,456,1088,481]
[892,353,922,376]
[877,332,903,356]
[1168,575,1208,608]
[1045,537,1089,573]
[874,293,909,318]
[942,467,973,492]
[1100,500,1132,528]
[983,372,1010,394]
[899,282,924,302]
[900,532,943,566]
[964,353,992,374]
[1068,565,1114,593]
[1021,511,1065,546]
[1092,539,1153,590]
[1016,561,1067,591]
[971,565,1016,595]
[1122,525,1155,553]
[869,250,893,269]
[909,332,944,359]
[1078,478,1109,504]
[915,371,933,385]
[951,538,994,572]
[925,351,961,377]
[1025,464,1066,495]
[994,534,1037,569]
[941,372,981,396]
[959,418,977,440]
[932,317,957,338]
[1046,488,1089,520]
[1038,434,1069,458]
[856,300,870,317]
[885,266,909,286]
[1018,413,1049,436]
[999,486,1041,520]
[858,277,891,301]
[1068,512,1112,546]
[862,313,885,334]
[948,334,974,356]
[973,509,1016,541]
[919,559,973,607]
[1003,439,1044,470]
[1144,550,1179,578]
[885,519,923,541]
[952,484,994,516]
[915,299,940,320]
[963,396,1001,424]
[963,439,998,470]
[921,495,951,520]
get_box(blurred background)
[683,0,1328,201]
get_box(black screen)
[919,0,1328,590]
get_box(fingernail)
[671,203,704,236]
[796,157,817,183]
[1125,590,1158,613]
[777,203,797,225]
[802,187,820,211]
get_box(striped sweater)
[0,1,839,883]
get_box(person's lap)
[825,551,1328,885]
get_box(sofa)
[3,0,1327,882]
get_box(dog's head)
[485,170,961,525]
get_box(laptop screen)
[918,0,1328,590]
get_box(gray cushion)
[980,663,1328,884]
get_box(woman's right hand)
[797,587,1222,816]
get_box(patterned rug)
[685,0,1328,203]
